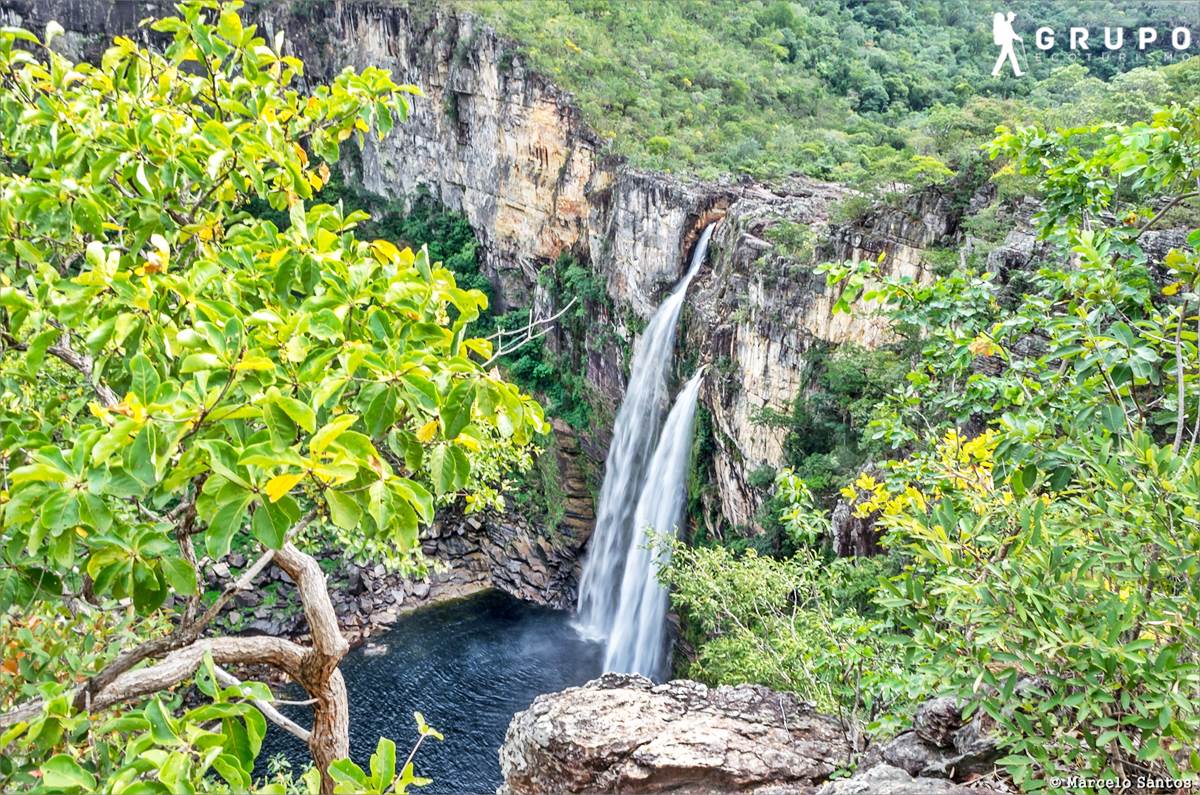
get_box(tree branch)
[2,635,308,729]
[1172,300,1190,453]
[272,541,350,793]
[1136,191,1200,239]
[485,296,576,343]
[46,339,119,407]
[0,515,347,792]
[214,665,312,744]
[482,296,577,367]
[273,541,348,674]
[191,513,314,635]
[70,510,316,713]
[0,328,118,407]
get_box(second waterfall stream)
[575,222,715,679]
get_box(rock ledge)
[499,673,852,794]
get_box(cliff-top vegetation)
[469,0,1200,188]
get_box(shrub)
[824,105,1200,788]
[662,542,911,746]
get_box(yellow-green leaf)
[265,472,305,503]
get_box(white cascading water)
[602,369,704,677]
[575,222,714,676]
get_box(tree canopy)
[471,0,1200,185]
[0,1,544,791]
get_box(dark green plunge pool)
[257,590,603,794]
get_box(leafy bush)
[865,431,1200,790]
[821,104,1200,788]
[662,543,910,746]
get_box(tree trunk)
[274,542,351,794]
[305,668,350,785]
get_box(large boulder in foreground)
[498,673,853,794]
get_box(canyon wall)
[254,1,970,531]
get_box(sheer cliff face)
[255,3,725,319]
[278,4,601,310]
[688,185,957,528]
[4,0,960,532]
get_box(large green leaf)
[326,490,363,530]
[129,352,160,402]
[369,737,396,790]
[160,556,198,595]
[144,698,180,746]
[440,381,475,439]
[428,444,469,495]
[41,755,97,792]
[271,390,316,433]
[205,493,252,559]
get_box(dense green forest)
[471,0,1200,187]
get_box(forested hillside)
[469,0,1200,185]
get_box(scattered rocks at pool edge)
[498,673,852,794]
[192,506,589,646]
[498,676,1005,795]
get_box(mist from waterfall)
[602,369,704,677]
[575,222,714,678]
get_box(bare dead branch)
[481,297,576,367]
[214,665,312,744]
[483,296,577,343]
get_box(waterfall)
[575,222,714,677]
[602,370,704,677]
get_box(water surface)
[258,590,603,794]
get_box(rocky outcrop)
[815,764,1000,795]
[856,697,1001,784]
[0,0,165,59]
[686,181,844,527]
[499,675,1009,795]
[214,1,732,322]
[499,673,852,795]
[289,3,603,311]
[823,188,962,277]
[831,500,882,558]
